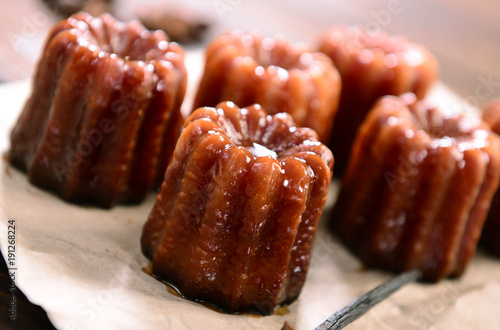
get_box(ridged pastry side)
[331,94,500,281]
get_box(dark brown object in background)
[9,12,187,208]
[142,102,333,314]
[81,0,113,16]
[41,0,114,17]
[330,94,500,281]
[0,252,56,329]
[136,5,211,44]
[318,26,438,175]
[193,31,341,143]
[481,100,500,255]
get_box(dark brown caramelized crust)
[141,102,333,314]
[481,100,500,255]
[9,12,187,207]
[330,94,500,281]
[192,31,341,143]
[318,26,438,174]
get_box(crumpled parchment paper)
[0,50,499,330]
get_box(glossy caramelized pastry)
[481,100,500,255]
[141,102,333,314]
[318,26,438,174]
[9,12,187,208]
[192,31,341,143]
[330,94,500,281]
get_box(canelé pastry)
[9,12,187,208]
[330,94,500,281]
[318,26,438,174]
[192,31,341,143]
[481,100,500,255]
[141,102,333,314]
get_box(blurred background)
[1,0,499,104]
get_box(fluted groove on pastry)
[364,127,422,267]
[420,151,483,280]
[148,122,225,257]
[283,152,330,303]
[129,61,177,194]
[62,55,123,202]
[187,148,250,302]
[151,135,221,288]
[395,148,452,271]
[452,149,499,276]
[358,125,409,262]
[255,159,309,309]
[258,157,307,306]
[233,157,285,309]
[481,101,500,256]
[28,44,97,194]
[9,33,73,171]
[153,51,188,186]
[334,116,405,257]
[143,122,223,259]
[96,62,154,203]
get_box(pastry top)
[47,12,185,65]
[205,30,333,74]
[184,101,334,170]
[318,26,438,97]
[319,25,435,69]
[367,94,496,153]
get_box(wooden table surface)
[0,0,499,328]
